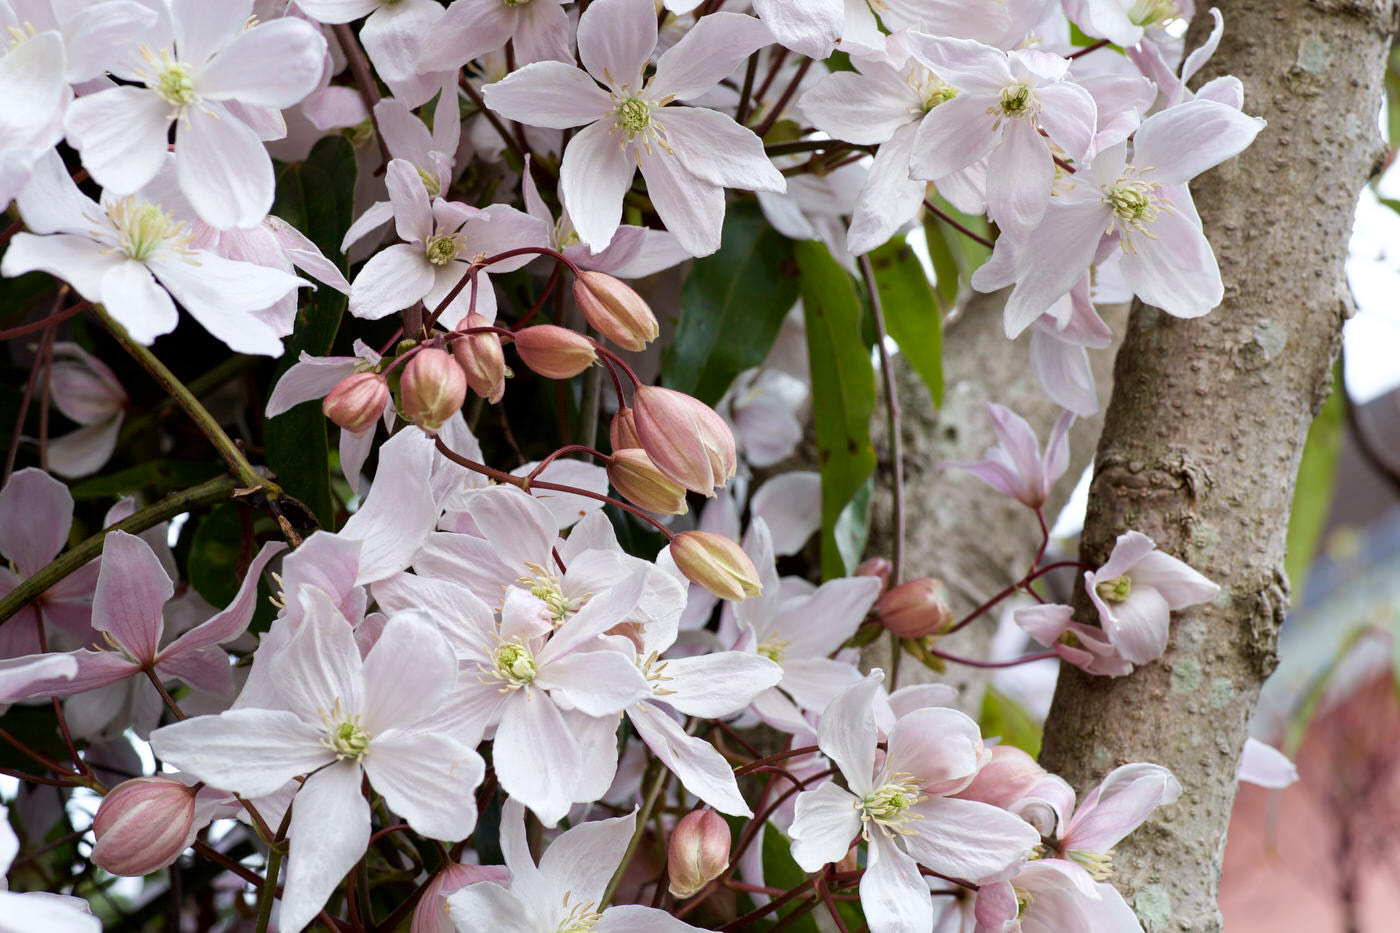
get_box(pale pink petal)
[340,429,440,584]
[293,0,382,24]
[885,707,984,788]
[98,260,179,345]
[905,35,1013,93]
[577,0,656,89]
[752,0,842,58]
[862,833,934,933]
[342,199,396,252]
[902,795,1038,883]
[663,107,785,193]
[511,0,573,65]
[985,117,1051,237]
[1000,198,1111,337]
[349,243,435,320]
[176,103,274,229]
[847,124,926,255]
[199,18,326,106]
[650,12,773,101]
[473,204,552,272]
[360,613,456,731]
[281,762,371,933]
[1093,531,1159,581]
[150,709,331,796]
[1065,762,1181,853]
[1130,551,1219,609]
[64,87,170,194]
[482,61,613,130]
[91,531,172,664]
[1132,100,1266,187]
[161,541,283,656]
[537,808,637,906]
[629,703,752,815]
[445,883,534,931]
[560,120,637,251]
[660,652,782,718]
[1093,583,1171,666]
[13,149,102,235]
[1237,738,1298,789]
[1035,82,1097,163]
[494,693,580,826]
[800,67,918,145]
[539,568,647,659]
[910,91,1001,181]
[359,0,447,109]
[0,468,73,575]
[341,427,376,495]
[265,353,359,417]
[1030,329,1099,416]
[412,532,518,606]
[364,730,483,839]
[0,653,78,703]
[417,0,516,72]
[149,253,297,354]
[817,670,882,790]
[790,780,862,871]
[271,588,366,722]
[385,158,434,244]
[1121,198,1222,318]
[637,148,725,257]
[536,648,649,716]
[1014,604,1073,647]
[155,643,232,695]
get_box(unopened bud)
[451,313,506,404]
[611,406,643,450]
[513,325,597,379]
[876,577,953,639]
[574,270,659,351]
[91,777,198,876]
[670,530,761,601]
[954,745,1046,808]
[632,385,736,496]
[402,347,466,433]
[608,448,689,515]
[322,372,388,434]
[854,558,893,595]
[667,809,730,899]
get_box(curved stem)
[0,299,90,342]
[922,198,995,249]
[924,646,1058,669]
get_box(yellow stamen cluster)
[320,701,371,761]
[137,46,198,109]
[1094,574,1133,603]
[519,562,587,623]
[556,892,603,932]
[105,196,196,263]
[858,773,927,837]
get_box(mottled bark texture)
[864,289,1128,704]
[1036,3,1397,930]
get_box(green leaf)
[979,686,1043,757]
[662,203,800,406]
[868,236,944,407]
[834,478,873,576]
[265,136,358,528]
[187,503,242,608]
[796,240,876,580]
[760,823,820,933]
[1284,361,1345,603]
[921,194,992,305]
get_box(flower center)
[1129,0,1182,28]
[908,71,958,113]
[858,774,926,837]
[139,47,197,108]
[641,651,677,697]
[556,893,602,932]
[519,562,588,624]
[1101,171,1173,254]
[757,638,789,665]
[1067,847,1115,882]
[417,166,442,197]
[615,96,652,136]
[997,84,1033,118]
[1095,574,1133,603]
[105,196,194,262]
[424,233,462,266]
[489,638,538,688]
[320,702,371,761]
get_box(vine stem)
[599,758,671,908]
[922,198,995,249]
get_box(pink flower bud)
[670,530,761,601]
[512,325,598,379]
[608,448,689,515]
[322,372,388,434]
[402,347,466,433]
[91,777,198,876]
[573,270,659,351]
[411,863,511,933]
[632,386,736,496]
[954,745,1046,808]
[854,558,893,595]
[451,313,506,404]
[876,577,953,639]
[667,809,730,899]
[611,406,642,450]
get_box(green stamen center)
[858,774,926,836]
[1095,575,1133,603]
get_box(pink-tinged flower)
[975,98,1265,331]
[974,858,1143,933]
[412,862,512,933]
[0,468,102,657]
[1064,0,1193,51]
[3,152,308,355]
[1130,8,1242,111]
[482,0,784,257]
[789,672,1040,931]
[338,427,444,585]
[44,343,130,479]
[347,159,548,327]
[905,35,1097,238]
[667,0,845,58]
[0,531,282,704]
[151,595,486,933]
[842,0,1032,53]
[447,799,708,933]
[1014,604,1134,678]
[419,0,573,73]
[943,403,1074,510]
[63,0,327,228]
[1237,738,1298,789]
[1085,530,1219,665]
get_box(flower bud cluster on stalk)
[0,0,1276,931]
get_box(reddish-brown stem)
[593,345,643,387]
[0,726,78,777]
[718,876,818,931]
[733,744,821,776]
[513,261,562,330]
[331,24,393,169]
[925,647,1059,669]
[526,444,610,480]
[0,299,90,341]
[4,317,57,482]
[922,198,995,249]
[37,331,54,470]
[1068,38,1111,59]
[942,559,1089,635]
[817,873,852,933]
[754,57,813,139]
[749,48,791,116]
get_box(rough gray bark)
[1036,3,1397,930]
[864,289,1127,704]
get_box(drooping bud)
[411,863,511,933]
[513,325,597,379]
[91,776,198,876]
[608,448,689,515]
[953,745,1046,809]
[854,558,893,595]
[611,406,643,450]
[876,577,953,639]
[632,385,736,496]
[401,347,466,433]
[667,809,730,899]
[322,372,388,434]
[573,270,659,351]
[670,530,761,601]
[451,313,506,404]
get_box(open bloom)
[789,672,1040,932]
[942,403,1073,510]
[63,0,327,228]
[483,0,784,256]
[419,0,573,73]
[1085,530,1219,665]
[3,152,308,355]
[151,593,486,933]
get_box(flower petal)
[630,702,753,815]
[494,692,580,826]
[560,120,637,252]
[663,107,785,193]
[364,730,483,839]
[199,18,327,106]
[577,0,656,89]
[861,834,934,933]
[176,103,275,229]
[0,468,73,576]
[650,12,773,101]
[349,243,435,320]
[789,781,862,871]
[482,61,612,129]
[637,147,725,257]
[280,762,371,933]
[901,795,1038,884]
[149,708,331,796]
[64,87,170,194]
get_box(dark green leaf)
[796,240,876,580]
[265,136,358,528]
[187,504,242,608]
[662,203,800,406]
[980,686,1043,757]
[1284,360,1345,603]
[760,822,820,933]
[834,478,873,576]
[868,236,944,407]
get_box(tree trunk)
[1036,3,1396,930]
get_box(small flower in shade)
[91,777,198,876]
[876,577,953,639]
[633,386,737,496]
[573,270,659,351]
[608,449,689,515]
[451,313,507,404]
[1014,603,1134,677]
[323,373,390,434]
[1084,531,1219,665]
[670,531,762,602]
[668,809,730,899]
[942,404,1074,510]
[511,325,598,379]
[402,347,467,434]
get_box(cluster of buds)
[632,386,736,496]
